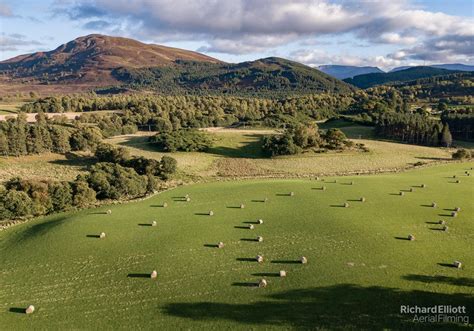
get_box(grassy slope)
[106,128,453,179]
[0,163,473,329]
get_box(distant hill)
[318,65,383,79]
[0,34,221,85]
[390,63,474,72]
[0,35,355,96]
[343,66,459,89]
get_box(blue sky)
[1,0,473,70]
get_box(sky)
[0,0,473,70]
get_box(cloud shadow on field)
[163,284,474,329]
[402,274,474,287]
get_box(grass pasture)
[1,163,473,329]
[106,128,454,179]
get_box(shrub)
[0,189,33,219]
[149,129,213,152]
[452,149,471,160]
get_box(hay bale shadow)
[234,226,250,229]
[389,193,401,196]
[204,244,219,248]
[420,204,433,208]
[227,206,243,209]
[438,214,452,217]
[89,212,108,215]
[195,213,211,216]
[236,258,257,262]
[429,228,444,231]
[425,221,439,224]
[9,307,26,314]
[243,221,259,224]
[252,272,280,277]
[311,187,326,190]
[232,282,257,287]
[127,273,150,278]
[437,263,456,269]
[251,199,266,203]
[86,234,101,238]
[394,237,410,241]
[150,205,166,208]
[271,260,300,264]
[138,223,153,227]
[330,204,345,208]
[240,238,259,242]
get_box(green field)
[1,163,473,329]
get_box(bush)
[149,129,213,152]
[0,189,33,219]
[452,149,472,160]
[86,162,147,199]
[160,156,178,179]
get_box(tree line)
[375,112,452,147]
[0,143,177,221]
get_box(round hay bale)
[162,202,168,208]
[150,270,157,279]
[399,191,404,196]
[350,181,354,185]
[431,202,437,208]
[209,211,214,216]
[248,224,255,230]
[258,278,267,288]
[409,188,414,192]
[217,242,225,249]
[256,255,264,263]
[453,175,457,178]
[421,184,426,188]
[408,234,415,241]
[439,220,446,225]
[453,261,462,269]
[186,197,191,202]
[360,197,366,202]
[185,194,190,198]
[300,256,308,264]
[456,180,460,183]
[279,270,287,277]
[451,211,458,217]
[240,204,245,209]
[315,176,320,181]
[454,207,461,212]
[264,197,268,202]
[322,186,326,191]
[334,179,338,183]
[25,305,35,314]
[257,236,263,242]
[344,202,349,208]
[152,221,157,227]
[106,209,112,215]
[443,226,449,232]
[290,192,295,196]
[99,232,106,239]
[257,219,263,224]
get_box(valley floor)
[0,162,472,329]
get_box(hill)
[0,35,355,96]
[318,65,383,79]
[0,34,221,85]
[113,57,356,96]
[391,63,474,72]
[343,66,459,89]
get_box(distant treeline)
[0,113,102,156]
[441,111,474,141]
[375,113,452,147]
[21,94,354,129]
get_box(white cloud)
[51,0,474,68]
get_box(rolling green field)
[1,163,473,329]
